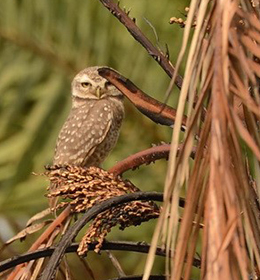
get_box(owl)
[53,66,124,168]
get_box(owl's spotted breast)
[82,98,124,166]
[53,96,124,167]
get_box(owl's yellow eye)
[81,82,91,88]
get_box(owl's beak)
[96,86,101,98]
[96,86,105,98]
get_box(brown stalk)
[97,0,183,89]
[98,67,187,129]
[109,144,196,176]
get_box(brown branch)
[108,144,196,176]
[98,67,187,129]
[97,0,183,89]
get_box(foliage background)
[0,0,188,278]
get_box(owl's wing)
[80,101,113,166]
[53,100,114,167]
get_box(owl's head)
[71,66,123,100]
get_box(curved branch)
[108,144,196,176]
[1,225,201,273]
[1,237,201,273]
[97,0,183,89]
[98,67,187,129]
[40,192,163,280]
[0,241,166,272]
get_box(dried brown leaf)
[4,221,52,246]
[26,208,52,227]
[241,34,260,57]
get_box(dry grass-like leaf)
[144,1,260,280]
[2,221,52,248]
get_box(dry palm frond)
[145,1,260,280]
[46,165,160,255]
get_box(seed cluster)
[45,165,160,255]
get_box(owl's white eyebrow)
[79,76,92,83]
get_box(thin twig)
[77,257,95,280]
[106,250,126,277]
[143,17,160,50]
[98,67,187,129]
[97,0,183,89]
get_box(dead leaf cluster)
[46,165,160,255]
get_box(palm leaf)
[145,1,260,279]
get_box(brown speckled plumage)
[51,66,124,207]
[53,66,124,167]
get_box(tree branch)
[98,67,187,129]
[40,192,163,280]
[97,0,183,89]
[108,144,196,176]
[0,241,166,272]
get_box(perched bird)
[53,66,124,167]
[50,66,124,208]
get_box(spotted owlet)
[53,66,124,167]
[50,67,124,208]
